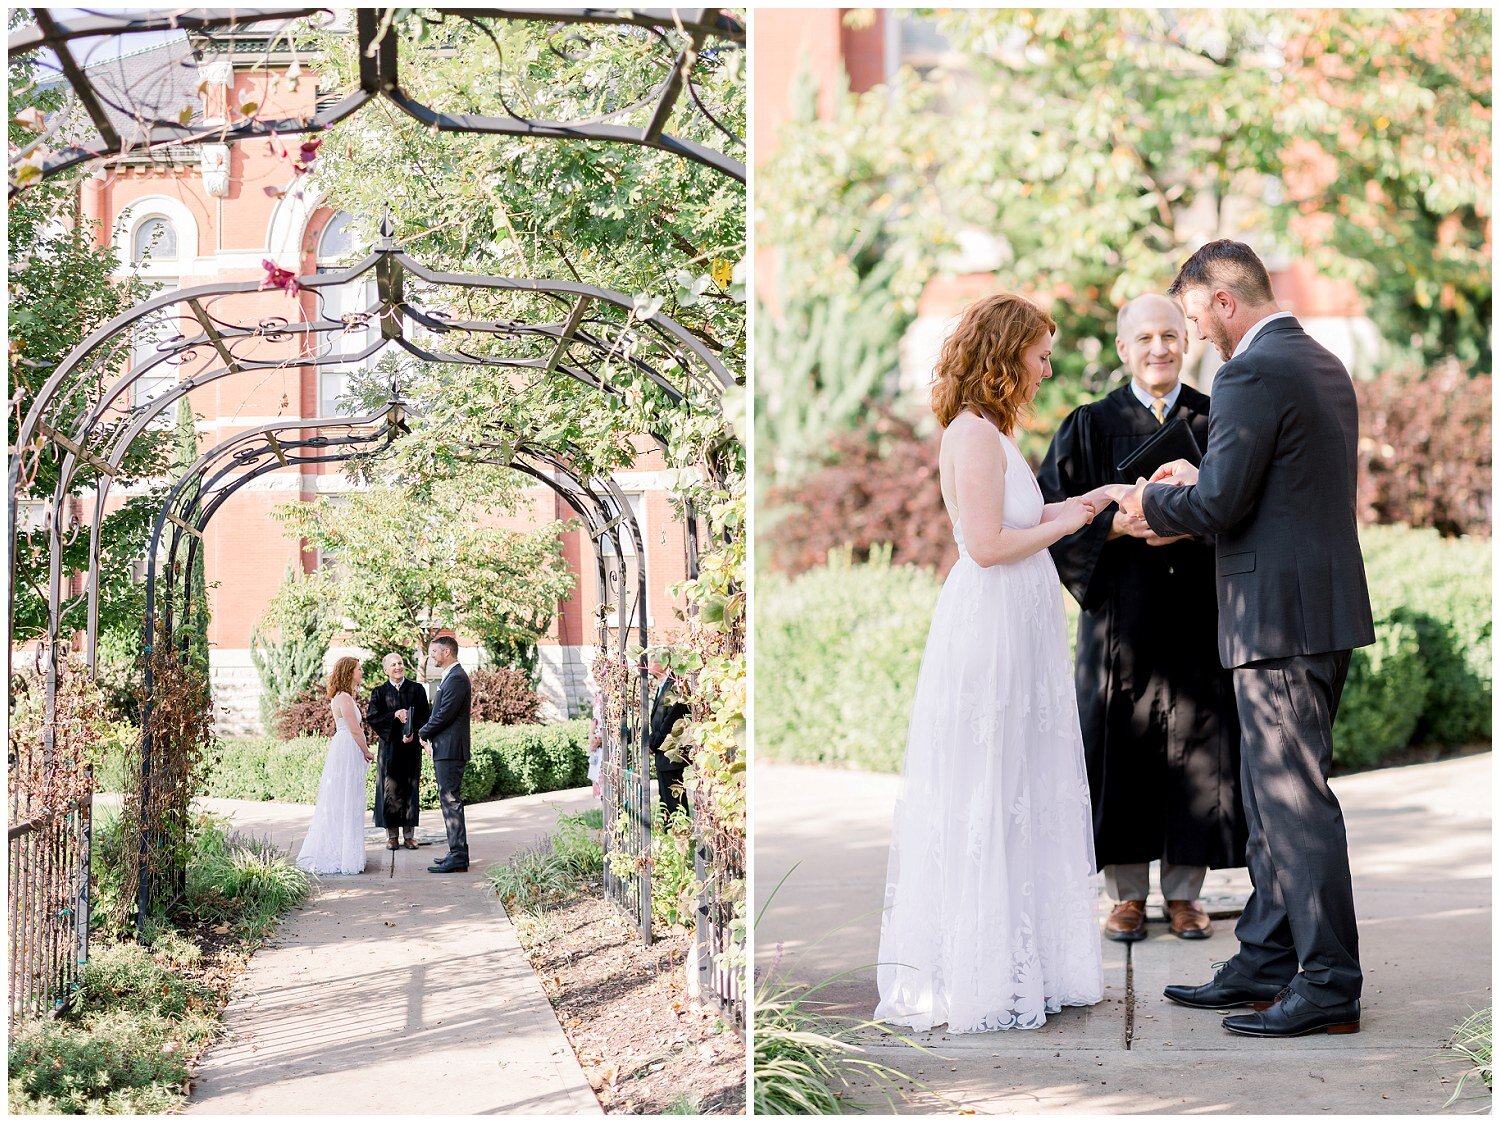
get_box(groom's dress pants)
[1227,651,1361,1007]
[434,758,469,862]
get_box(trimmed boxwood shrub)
[201,720,589,807]
[1332,615,1428,768]
[1357,525,1491,746]
[755,547,941,772]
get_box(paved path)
[756,754,1492,1114]
[182,788,602,1115]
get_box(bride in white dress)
[876,293,1112,1033]
[297,656,375,876]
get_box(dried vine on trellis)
[117,634,217,926]
[7,660,103,825]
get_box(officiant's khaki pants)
[1105,861,1206,903]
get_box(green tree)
[758,7,1493,455]
[931,7,1492,373]
[274,469,576,674]
[756,64,952,482]
[9,48,171,645]
[250,567,337,727]
[304,17,746,496]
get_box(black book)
[1116,416,1202,479]
[401,688,415,740]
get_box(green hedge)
[1357,525,1491,748]
[192,720,589,806]
[756,527,1490,773]
[755,548,940,772]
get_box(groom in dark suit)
[1119,241,1375,1038]
[419,635,471,873]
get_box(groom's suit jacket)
[1143,317,1375,668]
[419,663,472,762]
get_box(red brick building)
[72,36,690,732]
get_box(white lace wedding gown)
[875,428,1104,1033]
[296,695,370,876]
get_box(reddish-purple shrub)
[270,682,374,741]
[469,666,542,725]
[270,682,339,740]
[1357,361,1491,537]
[763,406,958,576]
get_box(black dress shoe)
[426,858,469,873]
[1222,989,1360,1037]
[1164,963,1286,1010]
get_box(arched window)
[132,216,177,262]
[318,210,358,261]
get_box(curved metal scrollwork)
[8,233,730,965]
[8,6,745,195]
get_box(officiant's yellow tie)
[1151,400,1167,425]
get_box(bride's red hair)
[327,656,360,699]
[931,293,1055,433]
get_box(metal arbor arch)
[7,233,738,1017]
[8,6,746,194]
[9,3,744,1026]
[136,406,664,940]
[10,228,735,652]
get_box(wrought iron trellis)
[7,783,92,1024]
[10,1,744,1025]
[8,6,746,194]
[135,405,660,932]
[7,230,736,1018]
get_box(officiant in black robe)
[1037,294,1246,942]
[365,651,431,849]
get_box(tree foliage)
[273,468,576,673]
[758,6,1492,458]
[250,566,338,728]
[8,48,171,643]
[932,7,1492,373]
[307,13,745,355]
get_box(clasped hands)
[1095,459,1198,547]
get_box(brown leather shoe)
[1105,900,1148,942]
[1164,899,1213,939]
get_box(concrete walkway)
[183,787,602,1115]
[756,754,1492,1115]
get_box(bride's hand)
[1055,495,1098,534]
[1091,484,1134,506]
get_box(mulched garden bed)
[513,894,745,1115]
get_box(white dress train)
[875,428,1104,1033]
[296,696,370,876]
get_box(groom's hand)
[1151,459,1199,487]
[1118,477,1149,519]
